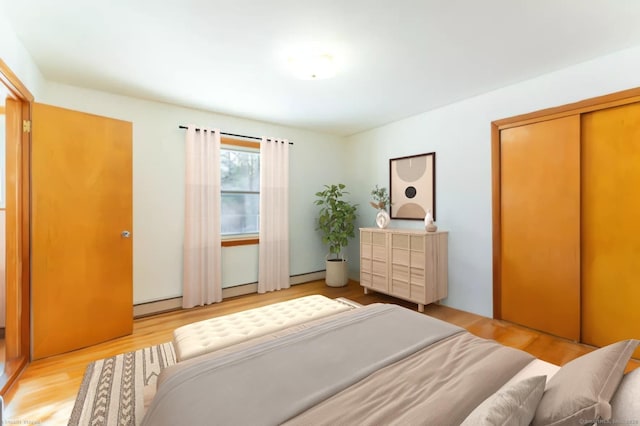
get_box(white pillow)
[611,367,640,419]
[461,375,546,426]
[532,339,638,426]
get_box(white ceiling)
[3,0,640,136]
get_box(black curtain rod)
[178,125,293,145]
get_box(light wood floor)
[3,280,638,424]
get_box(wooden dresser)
[360,228,448,312]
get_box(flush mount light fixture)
[287,51,338,80]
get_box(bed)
[142,300,639,426]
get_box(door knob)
[121,230,131,238]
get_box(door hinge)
[23,119,31,133]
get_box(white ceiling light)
[287,51,338,80]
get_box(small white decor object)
[376,209,391,229]
[370,185,392,229]
[424,209,438,232]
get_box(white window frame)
[220,138,260,241]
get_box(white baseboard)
[133,297,183,318]
[221,283,258,299]
[290,270,325,285]
[133,270,326,318]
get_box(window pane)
[221,193,259,235]
[221,149,260,191]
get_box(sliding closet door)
[582,102,640,357]
[500,115,581,340]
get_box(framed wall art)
[389,152,435,220]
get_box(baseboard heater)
[133,270,326,318]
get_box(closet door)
[582,102,640,357]
[500,115,581,340]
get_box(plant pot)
[325,258,348,287]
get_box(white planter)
[325,258,348,287]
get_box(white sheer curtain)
[258,137,290,293]
[182,125,222,308]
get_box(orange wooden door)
[582,102,640,357]
[31,103,133,360]
[500,115,581,340]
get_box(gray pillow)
[611,367,640,420]
[532,339,639,426]
[461,375,546,426]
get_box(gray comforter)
[142,303,534,426]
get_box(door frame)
[0,59,33,395]
[491,86,640,320]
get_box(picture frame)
[389,152,436,220]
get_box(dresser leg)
[363,288,369,295]
[418,303,425,313]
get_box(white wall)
[345,45,640,317]
[0,10,44,98]
[39,83,346,303]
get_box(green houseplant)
[315,184,358,287]
[370,184,392,228]
[369,184,391,210]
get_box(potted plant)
[315,184,358,287]
[370,185,391,228]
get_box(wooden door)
[582,102,640,357]
[500,115,581,340]
[32,103,133,360]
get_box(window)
[221,145,260,236]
